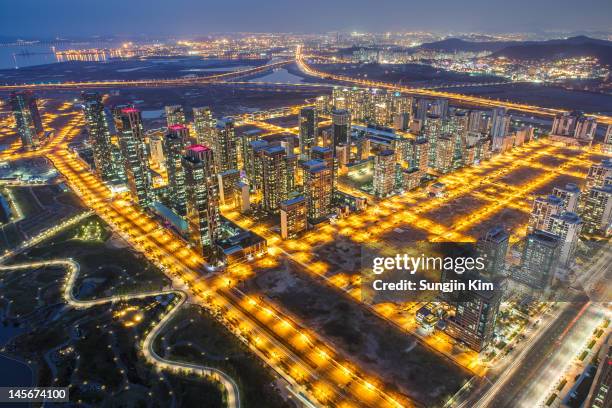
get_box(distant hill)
[416,36,612,65]
[417,38,518,53]
[491,36,612,65]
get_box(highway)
[0,59,291,91]
[30,115,411,408]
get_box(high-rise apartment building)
[586,159,612,190]
[165,105,186,127]
[117,107,153,207]
[298,106,317,158]
[528,194,564,232]
[260,145,293,213]
[301,159,333,223]
[331,109,351,147]
[476,226,509,277]
[582,184,612,236]
[280,196,307,239]
[548,212,582,267]
[163,130,187,215]
[81,92,117,182]
[183,145,221,256]
[514,230,561,290]
[490,107,510,152]
[215,118,238,173]
[373,149,396,198]
[553,183,581,213]
[193,107,216,146]
[10,90,44,149]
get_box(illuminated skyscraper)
[238,129,261,171]
[163,130,187,215]
[331,109,351,147]
[10,90,44,149]
[582,184,612,236]
[311,145,336,194]
[298,106,317,158]
[514,230,561,290]
[246,139,269,191]
[193,106,215,146]
[167,124,190,144]
[117,107,153,207]
[165,105,186,127]
[373,149,396,198]
[548,212,582,267]
[215,118,238,173]
[301,159,333,223]
[476,226,509,277]
[81,92,117,182]
[183,145,221,256]
[445,278,501,351]
[490,107,510,152]
[280,196,307,239]
[260,145,293,213]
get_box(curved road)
[0,221,241,408]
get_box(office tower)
[514,230,561,290]
[280,196,307,239]
[315,95,331,114]
[604,125,612,154]
[10,90,44,149]
[165,105,186,127]
[373,149,396,198]
[331,109,351,147]
[528,194,564,232]
[117,107,153,207]
[163,130,187,215]
[111,104,134,133]
[586,159,612,190]
[182,145,221,256]
[490,107,510,152]
[582,184,612,235]
[260,145,292,213]
[584,334,611,408]
[167,123,190,145]
[193,107,216,146]
[218,169,240,207]
[246,139,269,191]
[476,226,509,277]
[147,130,166,169]
[548,212,582,267]
[446,280,501,351]
[214,118,238,173]
[574,116,597,142]
[301,159,333,223]
[81,91,117,182]
[553,183,581,213]
[299,106,317,158]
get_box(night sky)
[1,0,611,38]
